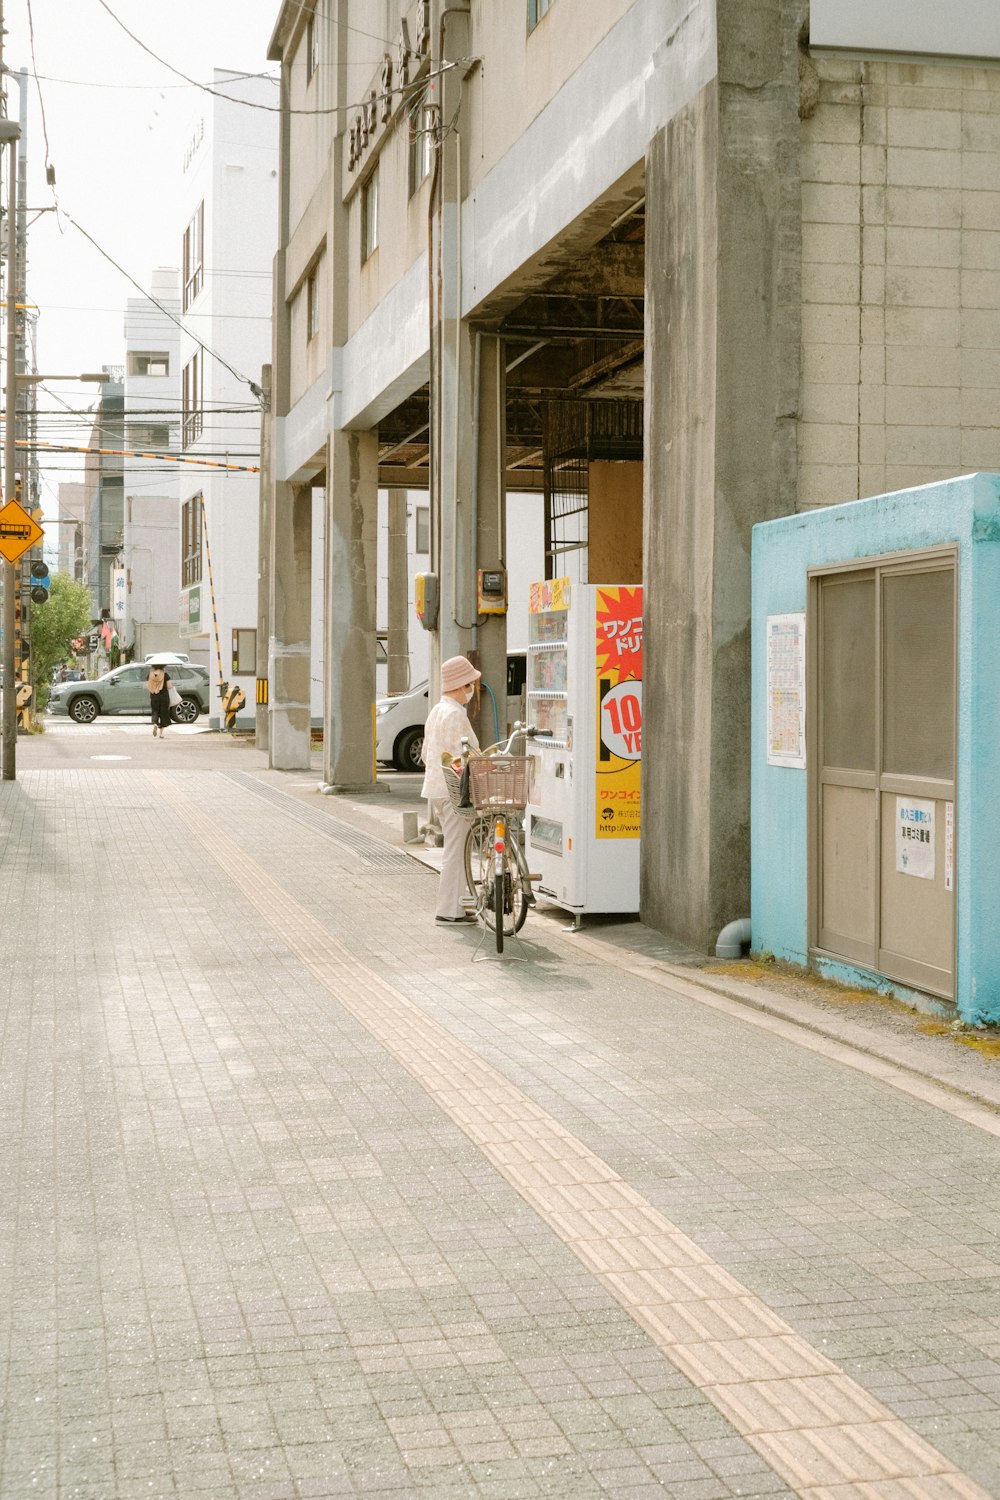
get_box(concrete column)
[267,479,312,770]
[472,332,507,747]
[322,427,379,791]
[641,0,801,951]
[386,491,408,696]
[255,365,272,751]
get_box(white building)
[121,267,185,662]
[177,71,278,724]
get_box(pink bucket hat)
[441,655,481,693]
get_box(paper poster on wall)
[766,613,806,768]
[945,801,954,892]
[896,797,935,880]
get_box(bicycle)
[446,725,540,954]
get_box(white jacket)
[419,695,479,801]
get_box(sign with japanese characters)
[528,576,570,614]
[766,613,806,768]
[896,796,935,881]
[595,586,643,840]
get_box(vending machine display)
[525,578,643,921]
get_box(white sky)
[2,0,281,512]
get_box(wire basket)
[468,754,532,812]
[441,764,476,820]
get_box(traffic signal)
[29,560,50,604]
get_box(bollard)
[402,810,420,843]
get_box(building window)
[128,421,172,449]
[415,506,429,554]
[528,0,552,31]
[182,201,204,310]
[181,493,203,588]
[127,351,170,377]
[361,166,379,263]
[408,97,434,196]
[306,266,319,341]
[182,350,203,447]
[305,11,318,84]
[232,628,257,676]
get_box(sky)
[2,0,282,515]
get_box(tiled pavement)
[3,739,1000,1498]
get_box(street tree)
[29,573,93,710]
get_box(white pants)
[432,797,470,919]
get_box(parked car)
[374,655,527,772]
[47,662,209,724]
[375,680,429,771]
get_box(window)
[415,506,429,554]
[408,98,434,196]
[182,350,203,447]
[232,628,257,676]
[181,494,203,588]
[182,201,204,310]
[306,266,319,341]
[305,11,318,83]
[361,166,379,263]
[528,0,552,30]
[128,422,172,449]
[127,351,170,377]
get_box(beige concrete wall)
[466,0,636,191]
[799,58,1000,507]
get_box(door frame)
[807,544,958,1001]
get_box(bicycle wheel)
[494,870,505,953]
[481,844,528,940]
[463,816,491,907]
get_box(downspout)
[715,917,752,959]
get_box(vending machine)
[524,578,643,921]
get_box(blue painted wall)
[751,472,1000,1024]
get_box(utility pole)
[0,0,24,779]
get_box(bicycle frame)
[461,723,541,953]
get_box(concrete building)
[121,268,185,661]
[177,72,277,724]
[262,0,1000,953]
[81,370,124,620]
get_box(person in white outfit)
[420,655,481,924]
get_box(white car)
[374,656,527,772]
[375,680,429,771]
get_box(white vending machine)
[524,578,643,921]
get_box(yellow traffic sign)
[0,499,44,563]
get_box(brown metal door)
[814,556,955,1001]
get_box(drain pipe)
[715,917,752,959]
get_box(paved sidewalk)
[3,736,1000,1499]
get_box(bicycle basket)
[468,754,531,812]
[441,764,476,820]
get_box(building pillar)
[256,364,272,751]
[641,0,800,951]
[386,491,408,696]
[267,479,312,769]
[472,332,507,746]
[322,426,379,791]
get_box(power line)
[89,0,464,120]
[60,212,265,406]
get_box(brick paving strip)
[152,773,989,1500]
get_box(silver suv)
[48,663,210,725]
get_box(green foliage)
[28,573,93,710]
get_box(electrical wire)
[25,0,56,185]
[88,0,465,121]
[59,211,265,405]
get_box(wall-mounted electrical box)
[415,571,439,630]
[477,568,507,615]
